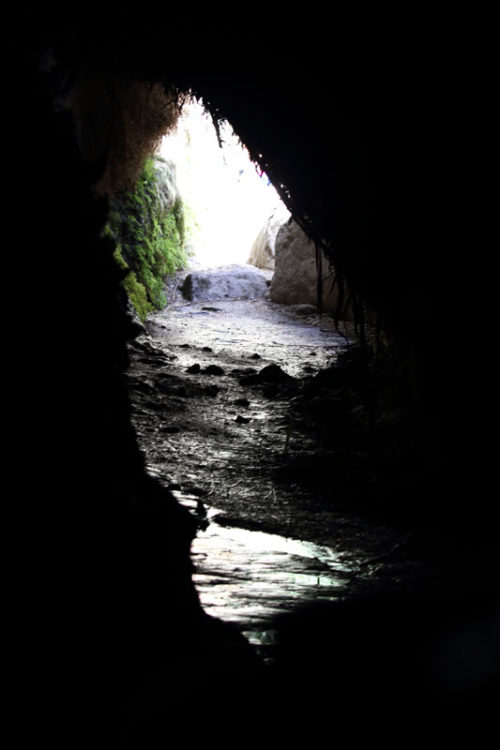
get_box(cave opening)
[119,93,359,660]
[158,96,290,270]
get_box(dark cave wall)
[7,38,264,741]
[7,50,187,729]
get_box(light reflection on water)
[174,493,351,660]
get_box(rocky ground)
[125,266,458,596]
[124,265,500,712]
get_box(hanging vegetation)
[106,155,187,320]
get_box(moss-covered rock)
[107,155,187,320]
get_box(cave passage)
[113,90,375,663]
[125,96,443,666]
[126,256,408,665]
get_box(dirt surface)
[126,273,443,595]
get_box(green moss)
[123,271,153,321]
[107,156,188,321]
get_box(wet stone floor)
[172,491,355,661]
[127,287,425,660]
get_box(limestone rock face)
[269,218,350,317]
[181,264,270,302]
[153,156,180,214]
[247,213,287,270]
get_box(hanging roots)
[68,67,187,195]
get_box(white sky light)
[160,98,290,268]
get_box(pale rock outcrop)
[152,155,180,214]
[247,213,287,270]
[181,264,271,302]
[269,218,351,318]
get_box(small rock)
[187,363,201,374]
[196,499,208,517]
[230,367,258,378]
[202,364,225,376]
[128,379,155,396]
[239,364,292,386]
[202,346,213,352]
[249,352,261,359]
[257,364,294,383]
[290,304,318,316]
[139,356,165,367]
[203,385,220,397]
[235,415,251,424]
[234,398,250,407]
[188,486,208,497]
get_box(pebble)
[234,398,250,407]
[235,415,251,424]
[202,365,225,375]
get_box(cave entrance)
[129,93,353,656]
[126,94,357,662]
[158,97,290,271]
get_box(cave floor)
[125,272,499,676]
[126,282,467,636]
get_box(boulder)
[247,212,287,270]
[152,155,180,214]
[269,218,351,318]
[181,264,270,302]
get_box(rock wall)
[269,218,351,318]
[247,212,288,270]
[152,155,181,214]
[6,40,263,744]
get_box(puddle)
[174,491,352,661]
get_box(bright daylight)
[159,98,290,269]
